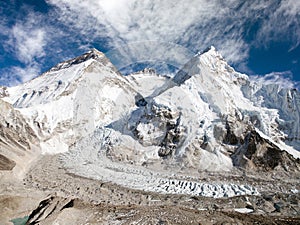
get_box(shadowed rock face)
[0,99,39,172]
[0,99,38,148]
[26,196,75,225]
[0,154,15,170]
[232,130,300,172]
[49,48,119,74]
[127,103,185,158]
[0,86,8,98]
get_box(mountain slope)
[168,46,300,169]
[3,49,140,154]
[0,99,39,177]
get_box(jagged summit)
[197,45,217,55]
[49,48,113,72]
[3,47,125,108]
[173,45,239,86]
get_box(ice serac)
[242,80,300,151]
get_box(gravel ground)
[0,154,299,224]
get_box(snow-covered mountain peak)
[49,48,117,73]
[3,48,125,109]
[197,45,217,56]
[173,46,247,86]
[194,45,226,66]
[198,46,244,78]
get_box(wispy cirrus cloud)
[46,0,300,71]
[9,22,46,64]
[1,10,48,85]
[1,0,300,86]
[256,0,300,50]
[250,71,300,90]
[1,64,42,87]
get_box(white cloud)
[256,0,300,50]
[250,71,300,90]
[0,63,41,86]
[12,64,41,84]
[46,0,249,68]
[1,11,50,86]
[2,0,299,85]
[8,19,46,64]
[45,0,300,72]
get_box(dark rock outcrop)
[26,196,76,225]
[232,130,300,172]
[0,154,16,170]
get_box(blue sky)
[0,0,299,88]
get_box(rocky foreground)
[0,154,299,224]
